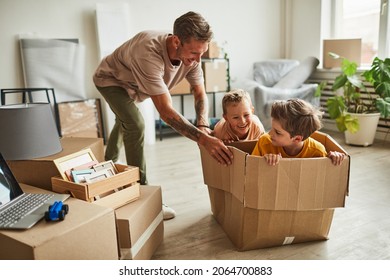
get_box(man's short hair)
[173,11,213,43]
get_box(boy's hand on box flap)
[327,151,345,166]
[264,153,282,166]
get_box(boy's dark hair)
[222,89,252,115]
[271,98,323,140]
[173,11,213,43]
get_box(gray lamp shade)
[0,103,62,160]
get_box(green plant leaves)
[335,114,359,133]
[332,74,348,91]
[344,114,360,133]
[376,98,390,118]
[327,96,346,119]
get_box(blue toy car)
[44,201,69,221]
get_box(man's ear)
[172,35,181,49]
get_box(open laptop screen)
[0,154,23,207]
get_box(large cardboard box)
[116,185,164,260]
[200,131,350,250]
[0,184,118,260]
[7,137,104,191]
[202,59,228,92]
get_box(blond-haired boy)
[213,89,265,142]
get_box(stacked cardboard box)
[202,41,221,59]
[0,184,118,260]
[7,137,104,191]
[202,59,228,92]
[5,137,164,259]
[200,131,350,250]
[170,79,191,95]
[116,185,164,260]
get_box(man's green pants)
[96,86,147,184]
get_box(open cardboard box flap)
[200,131,350,211]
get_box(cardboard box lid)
[200,131,350,211]
[28,137,104,161]
[200,144,246,201]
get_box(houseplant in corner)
[326,52,380,146]
[362,56,390,119]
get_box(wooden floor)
[120,130,390,260]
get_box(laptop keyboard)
[0,193,54,227]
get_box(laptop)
[0,152,69,230]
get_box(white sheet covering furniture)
[243,57,320,130]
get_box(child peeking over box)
[251,98,345,166]
[213,89,265,143]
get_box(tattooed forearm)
[195,97,209,126]
[165,115,202,142]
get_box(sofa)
[242,57,320,130]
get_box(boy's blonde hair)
[222,89,252,115]
[271,98,323,140]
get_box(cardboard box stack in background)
[202,41,221,59]
[7,137,104,191]
[200,131,350,251]
[202,59,228,93]
[0,184,118,260]
[323,38,362,69]
[170,79,191,95]
[116,185,164,260]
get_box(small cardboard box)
[202,59,228,92]
[116,185,164,260]
[323,38,362,69]
[170,79,191,95]
[202,41,221,58]
[0,184,118,260]
[200,131,350,250]
[7,137,104,191]
[52,164,140,209]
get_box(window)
[329,0,389,66]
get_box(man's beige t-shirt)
[93,31,204,102]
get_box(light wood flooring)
[119,129,390,260]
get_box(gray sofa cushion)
[273,56,319,89]
[253,59,299,87]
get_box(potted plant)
[323,52,381,146]
[362,57,390,119]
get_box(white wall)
[0,0,289,96]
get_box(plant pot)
[344,112,380,146]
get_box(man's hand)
[201,135,233,166]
